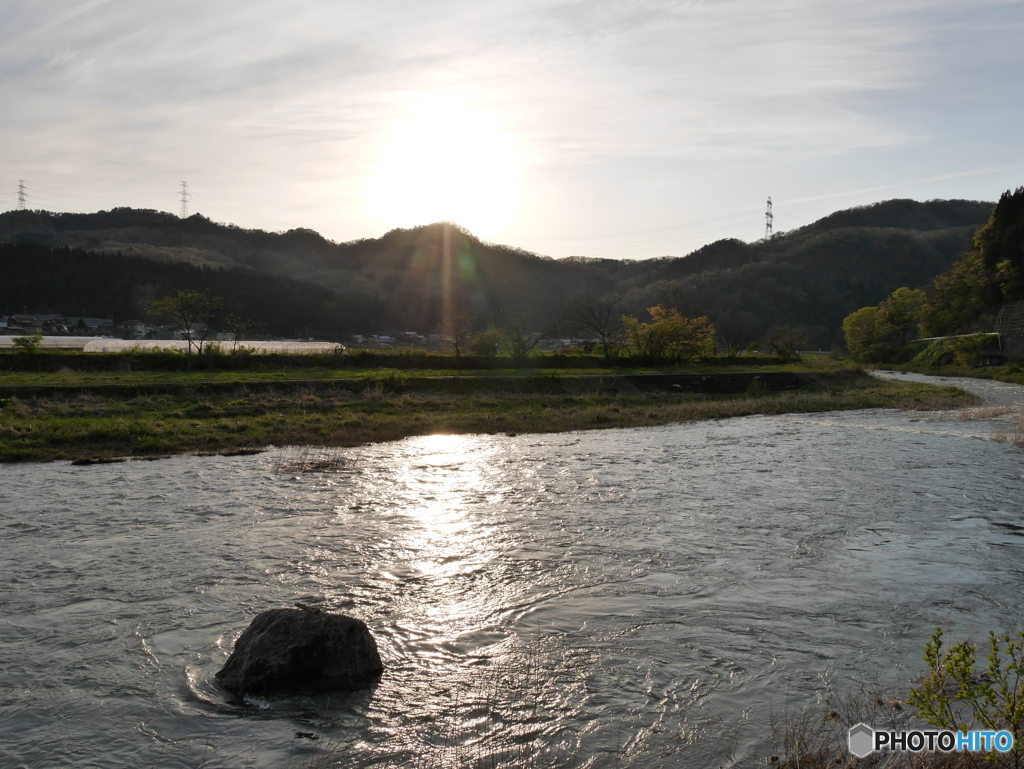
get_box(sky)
[2,0,1023,260]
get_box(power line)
[188,192,302,229]
[179,181,191,218]
[573,220,762,253]
[552,219,767,259]
[531,208,763,246]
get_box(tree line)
[0,242,383,339]
[1,198,996,350]
[842,187,1024,364]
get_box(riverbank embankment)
[0,366,976,463]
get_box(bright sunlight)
[364,94,524,238]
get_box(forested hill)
[0,243,381,339]
[0,198,995,347]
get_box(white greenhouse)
[0,337,344,354]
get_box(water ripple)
[4,396,1024,766]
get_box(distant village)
[0,312,596,352]
[0,313,236,343]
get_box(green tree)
[471,324,504,365]
[145,289,223,357]
[843,287,926,362]
[622,305,716,365]
[979,187,1024,279]
[764,324,806,362]
[842,306,877,361]
[920,189,1024,336]
[920,252,1000,337]
[875,287,925,344]
[222,314,262,352]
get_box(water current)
[3,372,1024,768]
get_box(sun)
[364,94,524,237]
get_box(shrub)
[12,333,43,354]
[364,368,407,393]
[948,335,990,368]
[472,325,504,365]
[909,339,956,367]
[764,324,806,362]
[908,626,1024,765]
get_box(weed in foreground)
[767,680,919,768]
[768,627,1024,768]
[908,627,1024,768]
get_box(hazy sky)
[2,0,1022,259]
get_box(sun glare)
[365,95,524,237]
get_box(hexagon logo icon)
[848,723,874,758]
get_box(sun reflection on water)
[392,434,504,630]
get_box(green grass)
[0,349,844,386]
[0,371,977,463]
[0,362,841,387]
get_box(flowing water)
[4,373,1024,768]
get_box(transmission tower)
[17,180,27,210]
[179,181,191,218]
[765,196,774,240]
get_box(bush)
[472,325,504,365]
[948,336,990,368]
[908,626,1024,765]
[12,333,43,354]
[908,339,956,367]
[363,368,407,393]
[764,324,806,362]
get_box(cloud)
[2,0,1021,253]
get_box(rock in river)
[216,608,383,695]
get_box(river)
[3,372,1024,768]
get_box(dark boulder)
[215,608,383,695]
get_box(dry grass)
[274,446,349,473]
[767,682,1003,769]
[1012,414,1024,446]
[915,404,1024,447]
[993,414,1024,446]
[929,406,1016,422]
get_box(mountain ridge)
[0,197,996,347]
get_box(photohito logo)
[848,723,1014,757]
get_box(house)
[9,314,42,333]
[116,320,151,340]
[66,317,115,335]
[38,314,70,335]
[397,331,426,345]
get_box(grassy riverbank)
[0,348,839,385]
[0,367,976,463]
